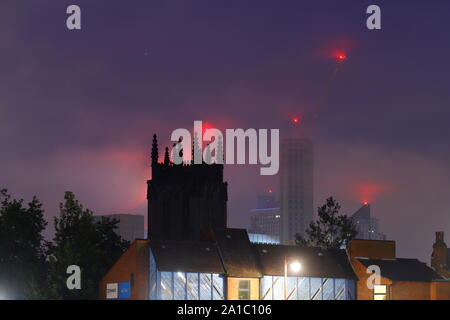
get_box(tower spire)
[151,134,159,165]
[164,147,170,165]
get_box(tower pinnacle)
[151,134,159,166]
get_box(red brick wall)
[348,240,396,260]
[431,281,450,300]
[390,281,430,300]
[99,239,149,300]
[352,259,392,300]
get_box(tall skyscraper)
[350,203,386,240]
[280,138,314,243]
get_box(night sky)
[2,1,450,263]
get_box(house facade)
[348,239,450,300]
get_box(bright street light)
[290,262,302,273]
[284,257,302,300]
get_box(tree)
[0,189,48,299]
[46,191,129,299]
[295,197,357,249]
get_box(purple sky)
[2,1,450,263]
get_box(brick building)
[348,239,450,300]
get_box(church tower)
[147,134,228,241]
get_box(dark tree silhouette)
[295,197,357,249]
[0,189,48,299]
[46,191,129,299]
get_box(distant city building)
[256,193,278,209]
[280,138,314,243]
[248,207,281,239]
[248,192,281,242]
[247,232,280,244]
[94,214,144,243]
[248,192,281,239]
[350,203,386,241]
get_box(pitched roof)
[213,228,262,278]
[357,258,443,282]
[148,228,358,280]
[351,204,371,220]
[253,243,357,280]
[149,240,225,274]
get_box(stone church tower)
[147,134,228,241]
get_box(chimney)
[431,231,448,276]
[436,231,445,243]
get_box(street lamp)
[284,257,302,300]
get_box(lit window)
[238,280,251,300]
[373,284,388,300]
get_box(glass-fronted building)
[260,276,355,300]
[149,251,225,300]
[99,229,358,300]
[145,230,357,301]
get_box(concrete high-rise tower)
[280,138,314,243]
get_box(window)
[373,284,388,300]
[130,272,134,287]
[238,280,251,300]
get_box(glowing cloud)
[353,182,395,204]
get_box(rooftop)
[148,228,357,280]
[357,258,443,282]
